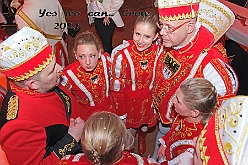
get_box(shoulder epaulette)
[0,90,19,128]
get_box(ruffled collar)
[173,22,201,51]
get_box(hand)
[68,117,85,142]
[103,16,110,26]
[168,150,194,165]
[157,145,166,160]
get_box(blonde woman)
[61,31,116,122]
[111,13,162,155]
[157,78,218,165]
[57,111,158,165]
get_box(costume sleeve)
[202,57,238,103]
[0,119,80,165]
[160,148,194,165]
[111,40,130,59]
[159,130,171,147]
[197,44,238,103]
[101,0,124,15]
[110,51,128,117]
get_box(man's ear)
[190,109,200,118]
[27,80,39,90]
[187,21,195,34]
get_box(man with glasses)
[152,0,239,161]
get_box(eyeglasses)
[157,21,190,34]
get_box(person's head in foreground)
[81,111,134,165]
[73,31,102,72]
[133,12,159,52]
[0,26,62,93]
[194,95,248,165]
[157,0,235,48]
[175,78,218,124]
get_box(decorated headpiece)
[158,0,235,47]
[0,27,54,81]
[158,0,201,21]
[199,96,248,165]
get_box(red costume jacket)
[111,41,161,128]
[160,115,204,164]
[56,151,151,165]
[198,96,248,165]
[153,26,238,124]
[0,82,82,165]
[198,113,229,165]
[61,53,115,121]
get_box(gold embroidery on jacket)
[199,129,210,165]
[214,43,227,58]
[6,95,19,120]
[164,52,180,74]
[59,91,70,113]
[58,139,75,157]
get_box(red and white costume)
[61,53,116,121]
[0,83,81,165]
[111,41,162,128]
[0,27,82,165]
[159,115,204,165]
[153,0,238,124]
[57,151,153,165]
[199,96,248,165]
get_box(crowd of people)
[0,0,247,164]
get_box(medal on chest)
[162,52,180,80]
[140,60,148,70]
[90,74,99,84]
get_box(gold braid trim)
[6,95,19,120]
[213,43,227,59]
[201,0,232,23]
[59,91,70,113]
[17,8,62,40]
[159,11,198,21]
[199,126,210,165]
[215,112,229,165]
[199,0,233,40]
[58,139,76,157]
[12,53,54,81]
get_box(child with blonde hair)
[157,78,218,165]
[61,31,116,121]
[111,12,162,155]
[57,111,158,165]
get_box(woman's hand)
[103,16,110,26]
